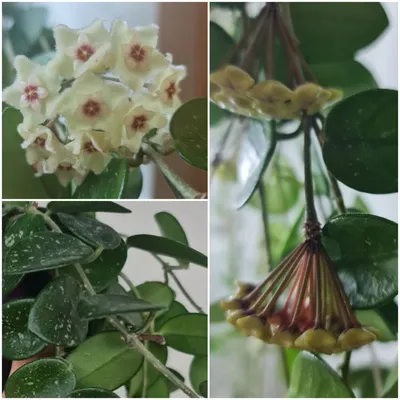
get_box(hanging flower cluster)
[3,20,186,186]
[220,221,376,354]
[210,65,342,120]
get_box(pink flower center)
[58,163,73,171]
[24,85,39,103]
[129,44,146,63]
[82,99,101,118]
[84,142,98,153]
[166,82,176,99]
[75,44,95,62]
[131,115,147,131]
[34,137,46,148]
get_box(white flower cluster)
[3,20,186,186]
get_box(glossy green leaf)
[170,98,208,171]
[235,121,276,209]
[4,358,76,398]
[322,213,397,309]
[127,234,207,267]
[356,309,396,342]
[69,388,120,398]
[28,275,88,346]
[210,22,234,71]
[122,167,143,199]
[57,212,121,250]
[165,369,185,394]
[2,274,24,297]
[210,301,225,323]
[136,281,175,318]
[155,300,188,331]
[376,301,398,336]
[159,313,207,355]
[78,294,167,320]
[291,3,388,63]
[67,331,143,390]
[349,368,387,398]
[288,352,354,398]
[59,240,127,293]
[2,106,48,198]
[323,89,398,194]
[73,159,129,199]
[3,298,47,360]
[48,201,131,214]
[380,365,398,398]
[4,231,93,275]
[190,356,207,395]
[146,377,169,398]
[210,102,230,126]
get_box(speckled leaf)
[322,213,398,309]
[136,281,175,318]
[57,213,121,250]
[69,388,120,398]
[48,201,131,214]
[78,294,167,320]
[170,98,207,171]
[127,235,207,267]
[4,358,76,398]
[59,240,127,292]
[2,274,24,297]
[190,356,207,396]
[155,300,188,331]
[3,298,47,360]
[4,231,93,275]
[159,313,207,355]
[323,89,398,194]
[28,275,88,346]
[289,352,354,397]
[67,331,143,390]
[73,159,129,199]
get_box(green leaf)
[4,231,93,275]
[73,159,129,199]
[159,313,207,355]
[190,356,207,395]
[165,368,185,394]
[39,173,71,199]
[380,365,398,398]
[136,281,175,318]
[59,240,127,293]
[288,352,355,398]
[155,300,188,331]
[210,22,234,71]
[4,358,76,398]
[78,294,167,320]
[48,201,131,214]
[146,377,169,398]
[57,212,121,250]
[199,381,207,397]
[376,301,398,336]
[67,331,143,390]
[349,368,387,398]
[354,195,370,213]
[2,106,48,198]
[2,274,24,297]
[127,234,207,267]
[322,213,397,309]
[323,89,398,194]
[210,102,230,126]
[32,51,56,65]
[69,388,120,398]
[355,309,396,342]
[291,2,388,63]
[28,275,88,346]
[235,121,276,209]
[283,348,301,382]
[170,98,208,171]
[3,298,47,360]
[210,301,225,323]
[122,167,143,199]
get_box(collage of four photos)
[2,1,399,399]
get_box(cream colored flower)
[49,20,110,78]
[3,56,61,126]
[108,20,169,91]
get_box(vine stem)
[142,143,202,199]
[258,184,271,271]
[28,207,199,398]
[340,351,352,386]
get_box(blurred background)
[2,2,207,198]
[209,2,398,398]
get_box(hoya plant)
[2,3,207,199]
[210,2,397,398]
[2,201,207,398]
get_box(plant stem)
[303,116,318,222]
[265,4,275,79]
[340,351,352,386]
[258,184,271,271]
[141,341,149,398]
[119,271,141,298]
[142,143,201,199]
[29,207,199,398]
[280,348,291,388]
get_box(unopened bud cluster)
[3,20,186,186]
[220,221,376,354]
[210,65,342,119]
